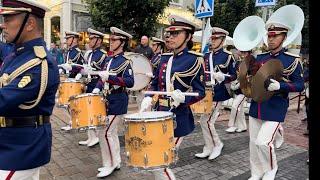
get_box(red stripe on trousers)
[207,102,219,147]
[234,96,245,124]
[267,123,280,169]
[164,168,172,180]
[5,171,15,180]
[105,115,117,167]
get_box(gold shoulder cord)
[110,60,130,74]
[0,46,48,109]
[218,54,232,69]
[171,56,203,89]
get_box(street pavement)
[41,92,308,180]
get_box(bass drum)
[125,52,153,91]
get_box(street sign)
[255,0,276,7]
[195,0,214,18]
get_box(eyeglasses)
[165,30,184,38]
[211,36,224,40]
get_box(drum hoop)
[73,93,103,99]
[61,80,82,83]
[124,116,172,122]
[126,163,176,171]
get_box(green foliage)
[274,0,309,52]
[84,0,170,40]
[210,0,257,34]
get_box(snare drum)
[58,79,84,106]
[124,111,175,169]
[190,89,213,114]
[69,93,107,129]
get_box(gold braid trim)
[171,57,203,89]
[0,57,48,109]
[109,60,131,74]
[19,59,48,109]
[152,55,161,68]
[218,54,232,69]
[283,58,299,76]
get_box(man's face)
[89,36,98,49]
[50,43,56,49]
[141,37,148,46]
[109,35,122,51]
[1,13,24,43]
[66,37,75,47]
[267,32,286,50]
[211,36,224,50]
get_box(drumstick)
[205,71,231,77]
[143,91,199,97]
[135,72,154,78]
[88,71,117,76]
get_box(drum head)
[73,93,102,99]
[124,111,173,121]
[125,52,153,91]
[61,78,82,83]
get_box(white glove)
[60,63,72,71]
[59,68,63,74]
[140,96,153,112]
[75,73,82,80]
[267,79,280,91]
[230,80,240,90]
[306,87,309,98]
[171,89,185,107]
[145,72,154,78]
[92,88,100,94]
[98,71,109,82]
[80,65,91,75]
[212,71,225,83]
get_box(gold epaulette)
[188,51,204,57]
[100,49,108,54]
[33,46,47,59]
[284,51,300,58]
[223,49,232,55]
[162,52,173,56]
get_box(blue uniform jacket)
[0,42,13,67]
[151,53,161,74]
[96,52,134,115]
[249,49,304,122]
[85,48,107,93]
[64,45,83,78]
[204,48,236,101]
[149,48,206,137]
[0,38,59,170]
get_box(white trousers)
[153,137,184,180]
[198,102,223,152]
[97,115,123,168]
[0,167,40,180]
[228,94,247,130]
[249,116,280,177]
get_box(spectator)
[134,35,154,59]
[49,43,59,63]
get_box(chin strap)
[12,12,30,44]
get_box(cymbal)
[251,59,284,102]
[238,55,255,98]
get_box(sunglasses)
[165,30,184,38]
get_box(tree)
[84,0,170,40]
[210,0,257,35]
[274,0,309,53]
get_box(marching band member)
[59,30,84,79]
[248,22,304,180]
[92,27,134,178]
[150,37,165,73]
[0,0,59,179]
[60,30,84,131]
[77,28,108,147]
[140,14,206,180]
[195,27,236,160]
[226,51,248,133]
